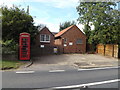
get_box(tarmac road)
[2,67,120,89]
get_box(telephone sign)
[19,33,30,60]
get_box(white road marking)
[53,79,120,89]
[49,70,65,73]
[78,66,120,71]
[16,71,35,74]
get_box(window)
[46,35,50,41]
[64,38,67,43]
[76,39,83,44]
[40,34,50,42]
[40,35,44,41]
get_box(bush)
[1,40,18,54]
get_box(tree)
[1,5,37,53]
[59,21,76,31]
[1,5,37,44]
[76,2,119,51]
[37,24,46,31]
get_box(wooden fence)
[97,44,118,58]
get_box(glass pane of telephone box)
[22,38,28,41]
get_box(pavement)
[18,54,119,71]
[19,60,33,68]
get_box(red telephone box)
[19,33,30,60]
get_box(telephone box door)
[19,33,30,60]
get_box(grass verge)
[0,60,24,70]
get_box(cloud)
[1,0,79,8]
[77,24,84,32]
[0,0,80,32]
[38,0,79,8]
[1,0,25,8]
[34,18,60,32]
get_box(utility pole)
[27,5,29,14]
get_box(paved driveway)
[19,54,119,70]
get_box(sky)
[1,0,85,32]
[1,0,119,32]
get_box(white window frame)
[40,34,50,43]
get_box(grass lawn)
[0,60,24,70]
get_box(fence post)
[112,44,114,57]
[118,44,120,58]
[96,44,98,53]
[104,44,105,56]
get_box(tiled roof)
[52,32,58,35]
[55,25,75,37]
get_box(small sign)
[69,42,73,45]
[54,47,58,54]
[64,44,67,47]
[40,45,44,48]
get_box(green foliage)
[37,24,46,31]
[1,40,18,54]
[1,5,38,53]
[59,21,76,31]
[83,24,91,42]
[1,5,37,44]
[76,2,119,47]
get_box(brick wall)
[31,45,55,57]
[32,27,55,56]
[55,25,86,53]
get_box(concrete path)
[18,54,119,71]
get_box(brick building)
[35,27,54,47]
[32,27,55,56]
[55,25,86,53]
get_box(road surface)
[2,67,120,89]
